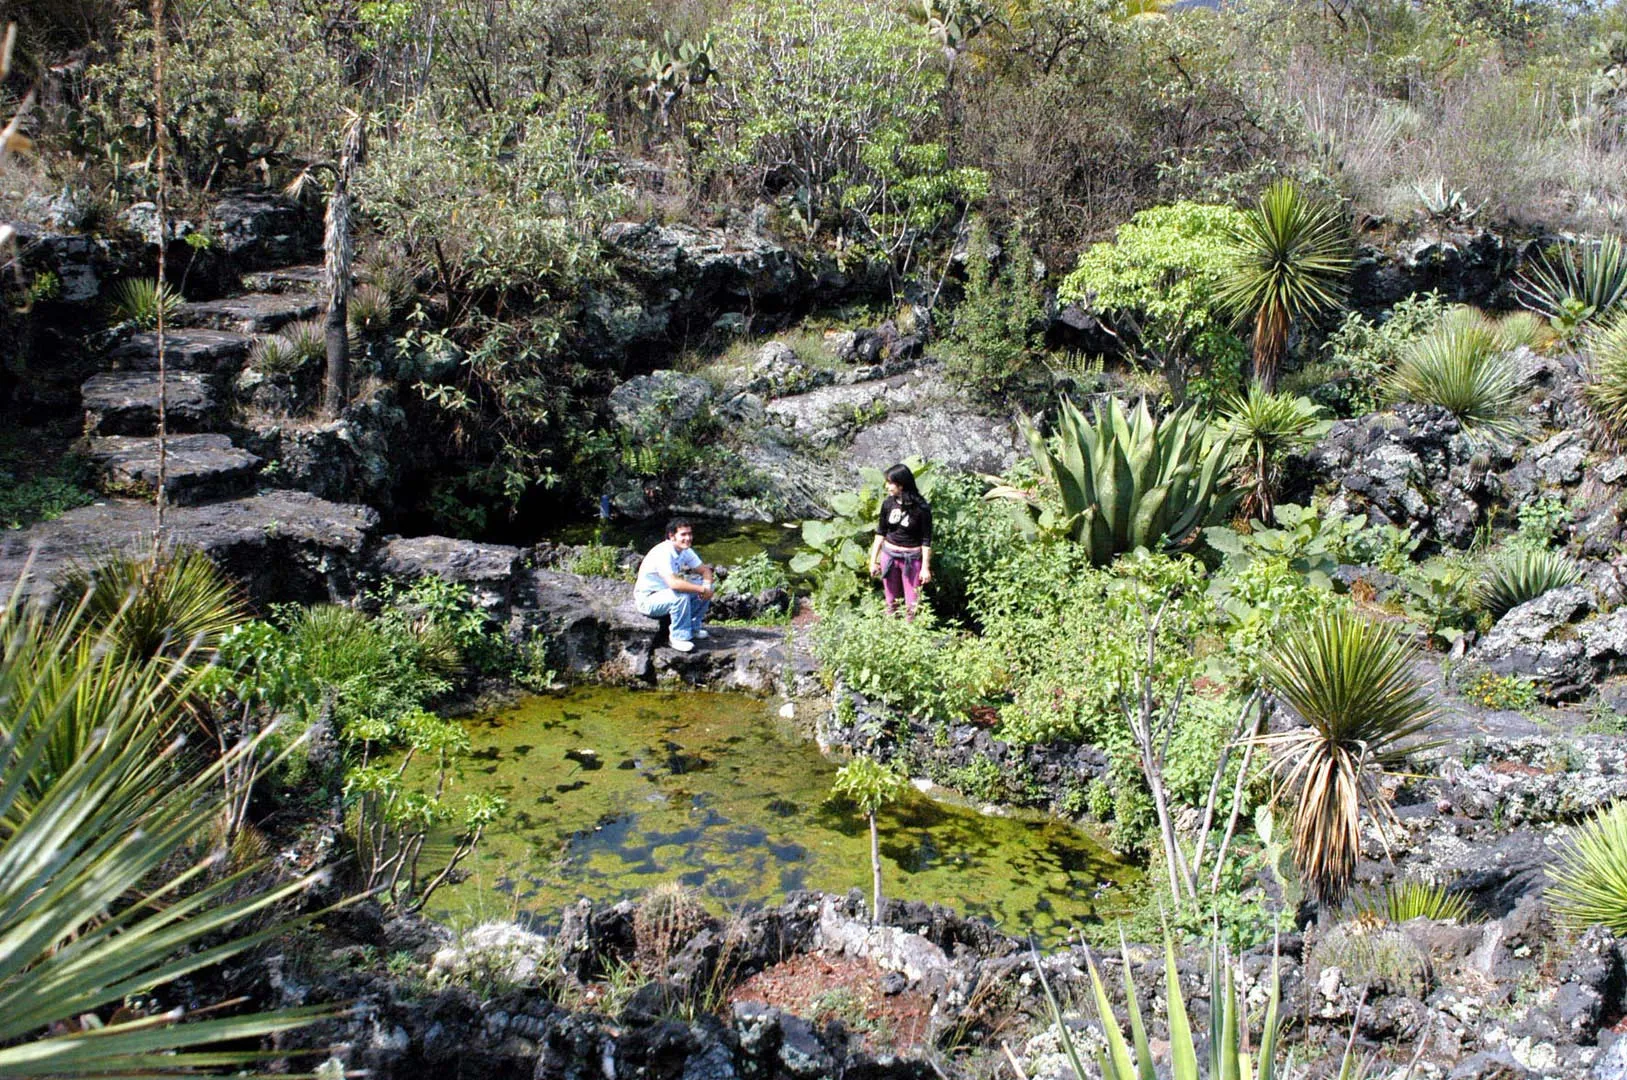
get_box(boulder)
[208,192,321,269]
[1349,229,1525,317]
[379,536,527,612]
[106,329,253,374]
[1469,586,1595,699]
[82,371,219,436]
[607,370,714,432]
[240,390,408,508]
[87,433,261,505]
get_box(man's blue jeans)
[636,589,710,642]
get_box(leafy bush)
[943,217,1043,396]
[1517,236,1627,340]
[1549,801,1627,933]
[717,552,789,598]
[1261,610,1437,904]
[1401,556,1484,647]
[1476,546,1582,620]
[1583,316,1627,439]
[992,396,1236,567]
[1387,307,1522,437]
[108,277,182,329]
[1461,671,1539,711]
[567,544,628,580]
[1318,291,1450,416]
[811,600,1003,722]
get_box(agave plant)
[1476,546,1582,620]
[991,396,1236,567]
[1220,387,1329,520]
[1549,801,1627,933]
[1036,933,1284,1080]
[1261,610,1438,905]
[1516,235,1627,339]
[248,334,299,374]
[1387,308,1522,438]
[1583,316,1627,440]
[0,579,332,1074]
[108,277,184,330]
[1218,178,1353,392]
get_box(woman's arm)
[868,533,884,576]
[919,544,932,584]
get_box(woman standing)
[867,463,933,619]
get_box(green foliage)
[0,579,332,1074]
[1387,307,1522,438]
[1310,923,1431,999]
[349,283,397,339]
[1262,610,1437,904]
[832,755,909,817]
[1321,291,1450,416]
[943,217,1043,396]
[1217,178,1353,391]
[1219,388,1329,518]
[108,277,182,329]
[812,600,1002,722]
[717,552,790,598]
[1461,670,1539,711]
[0,437,94,530]
[1583,316,1627,439]
[1476,546,1582,620]
[55,548,244,667]
[993,396,1236,567]
[567,544,628,580]
[1517,236,1627,340]
[1549,801,1627,934]
[1349,878,1475,924]
[1059,201,1249,402]
[1400,556,1485,648]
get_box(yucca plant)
[1548,801,1627,933]
[991,396,1236,567]
[248,334,300,374]
[1035,933,1285,1080]
[1218,178,1353,392]
[348,282,395,338]
[109,277,183,329]
[280,318,329,366]
[56,548,244,666]
[1516,235,1627,339]
[1476,546,1582,620]
[1261,610,1438,905]
[1583,316,1627,440]
[1220,387,1329,520]
[1490,310,1554,353]
[1349,878,1475,924]
[1387,308,1522,438]
[0,579,333,1075]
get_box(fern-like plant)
[108,277,183,329]
[1262,610,1438,905]
[1549,801,1627,933]
[1476,546,1582,620]
[990,396,1236,567]
[1583,316,1627,440]
[1516,235,1627,339]
[1387,308,1522,438]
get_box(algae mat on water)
[414,687,1138,943]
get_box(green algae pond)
[414,688,1138,944]
[545,518,803,569]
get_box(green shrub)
[943,217,1043,396]
[1583,316,1627,439]
[108,277,182,329]
[1401,556,1485,647]
[991,395,1236,567]
[348,283,395,338]
[248,335,300,375]
[717,552,790,597]
[1476,546,1582,620]
[280,318,329,366]
[811,600,1003,722]
[1349,878,1475,924]
[55,548,244,667]
[567,544,627,580]
[1319,291,1449,416]
[1387,308,1522,437]
[1218,388,1329,518]
[1549,801,1627,933]
[1462,671,1539,711]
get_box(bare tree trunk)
[322,115,364,419]
[150,0,169,541]
[869,812,884,926]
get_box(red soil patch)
[1490,760,1545,776]
[729,951,934,1053]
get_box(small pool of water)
[545,518,805,570]
[413,688,1138,943]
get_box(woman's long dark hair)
[885,463,927,511]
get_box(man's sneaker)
[695,629,711,639]
[670,637,695,653]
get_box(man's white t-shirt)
[635,540,702,603]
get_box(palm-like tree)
[0,578,332,1075]
[1260,610,1437,906]
[1219,179,1353,392]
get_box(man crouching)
[633,518,714,652]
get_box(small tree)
[945,216,1043,396]
[833,756,909,925]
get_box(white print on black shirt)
[889,507,912,529]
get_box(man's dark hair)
[665,517,694,538]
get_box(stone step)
[0,489,380,607]
[82,371,218,436]
[106,329,253,374]
[87,433,261,505]
[177,292,321,335]
[241,264,327,293]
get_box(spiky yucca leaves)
[1583,317,1627,440]
[1262,611,1438,906]
[1476,546,1582,620]
[1036,933,1284,1080]
[1219,387,1328,520]
[1387,308,1522,438]
[1349,878,1474,924]
[1516,235,1627,338]
[348,283,395,338]
[1217,178,1353,392]
[109,277,183,329]
[0,581,332,1076]
[248,334,299,374]
[1549,801,1627,933]
[280,318,328,365]
[993,396,1236,567]
[56,548,244,666]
